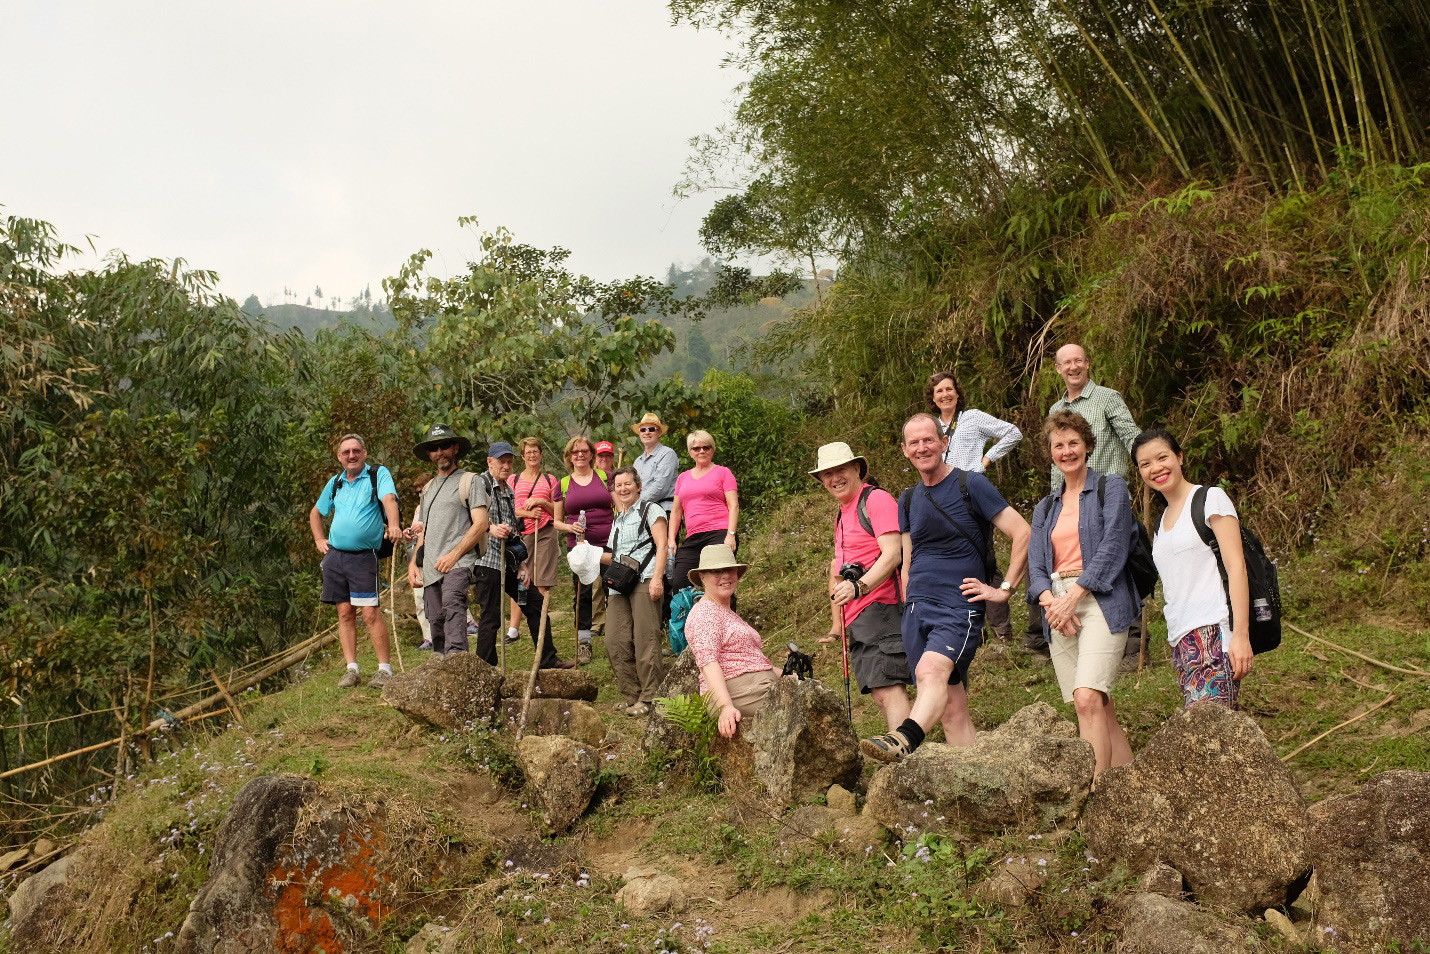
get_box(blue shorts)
[321,548,381,607]
[902,600,984,686]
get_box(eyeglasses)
[639,426,659,433]
[571,449,592,456]
[689,445,713,452]
[340,449,364,456]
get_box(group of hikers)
[309,343,1268,783]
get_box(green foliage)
[654,693,720,790]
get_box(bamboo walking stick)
[517,520,550,740]
[389,549,405,673]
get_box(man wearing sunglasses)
[310,433,402,688]
[408,424,489,658]
[631,413,678,516]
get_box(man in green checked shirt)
[1023,343,1143,664]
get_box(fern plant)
[655,693,722,791]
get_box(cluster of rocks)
[8,644,1428,953]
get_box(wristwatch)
[999,580,1014,592]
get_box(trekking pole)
[388,551,404,673]
[838,611,853,725]
[498,538,508,674]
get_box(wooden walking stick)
[517,522,550,740]
[498,538,508,674]
[389,550,405,673]
[1137,484,1151,674]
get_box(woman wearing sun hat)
[682,544,776,738]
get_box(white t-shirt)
[1152,485,1238,648]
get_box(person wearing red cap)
[594,440,616,476]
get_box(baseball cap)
[594,440,615,454]
[488,441,515,458]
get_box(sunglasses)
[434,440,458,451]
[690,445,713,452]
[639,426,659,433]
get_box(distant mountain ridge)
[240,296,395,337]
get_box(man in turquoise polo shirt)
[309,433,402,688]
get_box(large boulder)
[6,852,81,951]
[1115,893,1256,954]
[1081,703,1311,915]
[1308,769,1430,947]
[175,775,394,953]
[865,703,1094,837]
[515,735,598,831]
[498,698,607,745]
[642,651,700,753]
[500,669,598,702]
[615,866,687,917]
[715,677,861,807]
[382,653,502,731]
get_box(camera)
[838,562,866,585]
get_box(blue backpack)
[668,585,701,656]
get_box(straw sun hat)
[688,544,749,589]
[808,441,868,479]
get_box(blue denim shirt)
[1026,469,1142,635]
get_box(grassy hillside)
[5,483,1426,952]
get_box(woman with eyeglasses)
[668,430,740,609]
[553,435,615,666]
[508,436,574,669]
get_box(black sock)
[898,718,926,749]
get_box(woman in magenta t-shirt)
[668,429,740,607]
[552,435,615,665]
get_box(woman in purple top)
[553,435,615,665]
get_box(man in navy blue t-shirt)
[860,414,1030,763]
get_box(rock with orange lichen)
[174,774,395,954]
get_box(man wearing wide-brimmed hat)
[810,442,913,733]
[408,424,488,656]
[631,413,677,515]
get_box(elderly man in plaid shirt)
[1024,344,1143,665]
[469,441,522,666]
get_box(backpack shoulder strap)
[559,474,570,496]
[1096,473,1106,508]
[458,471,475,510]
[1190,486,1218,552]
[367,465,388,527]
[856,485,876,538]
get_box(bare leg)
[870,684,913,732]
[1105,696,1134,769]
[336,602,359,664]
[1073,687,1131,776]
[908,654,953,730]
[940,682,976,747]
[360,604,392,665]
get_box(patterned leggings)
[1172,624,1239,710]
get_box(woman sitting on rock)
[682,544,776,739]
[1132,427,1253,709]
[1027,410,1140,779]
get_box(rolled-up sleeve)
[975,410,1023,464]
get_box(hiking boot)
[337,669,361,689]
[418,640,433,651]
[860,729,915,764]
[613,701,630,714]
[577,643,593,666]
[626,702,651,717]
[369,669,392,689]
[1118,654,1141,673]
[549,658,577,670]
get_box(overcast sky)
[1,1,745,305]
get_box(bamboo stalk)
[389,553,404,673]
[208,671,244,726]
[1287,621,1430,677]
[516,525,551,741]
[1282,693,1395,762]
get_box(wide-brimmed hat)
[808,441,868,479]
[631,412,668,437]
[413,424,472,462]
[567,541,603,586]
[688,543,750,589]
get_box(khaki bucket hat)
[808,441,868,479]
[688,544,749,589]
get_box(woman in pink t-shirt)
[668,429,740,605]
[682,544,775,739]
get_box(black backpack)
[327,464,395,559]
[1190,486,1282,654]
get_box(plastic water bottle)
[577,509,587,534]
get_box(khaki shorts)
[846,601,910,692]
[1048,575,1127,703]
[523,525,560,589]
[705,668,775,720]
